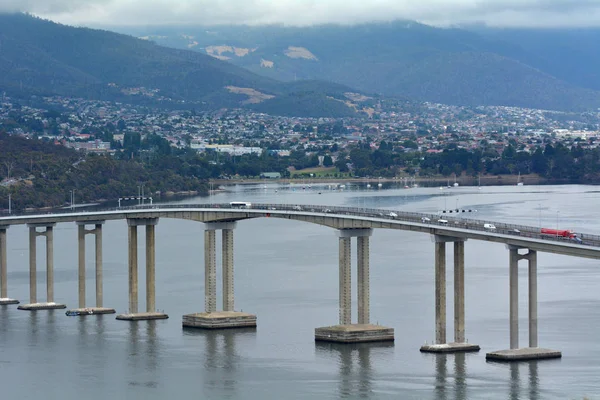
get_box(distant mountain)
[0,13,368,117]
[120,21,600,112]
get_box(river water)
[1,183,599,399]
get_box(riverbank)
[211,173,553,187]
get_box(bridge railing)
[2,201,600,247]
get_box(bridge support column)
[19,224,66,310]
[339,237,351,325]
[487,247,561,361]
[315,228,394,344]
[421,236,479,353]
[117,218,167,321]
[183,221,256,330]
[66,221,115,316]
[0,226,18,305]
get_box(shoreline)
[210,174,559,187]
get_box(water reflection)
[315,341,393,398]
[510,362,540,400]
[126,321,161,388]
[430,353,468,400]
[487,359,544,399]
[184,327,256,395]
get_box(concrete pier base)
[65,307,116,316]
[182,311,257,329]
[0,298,19,305]
[116,312,169,321]
[18,302,66,310]
[315,324,394,343]
[420,342,481,353]
[486,348,562,361]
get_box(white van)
[484,223,496,231]
[437,219,448,225]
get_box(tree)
[323,155,333,167]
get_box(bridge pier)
[66,221,115,316]
[421,236,479,353]
[117,218,168,321]
[487,246,561,361]
[0,226,18,305]
[315,229,394,343]
[19,224,66,310]
[183,222,257,329]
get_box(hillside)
[0,13,363,118]
[122,21,600,112]
[0,131,210,210]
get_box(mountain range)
[121,21,600,112]
[0,13,370,117]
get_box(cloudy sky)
[2,0,600,27]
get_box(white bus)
[230,201,252,209]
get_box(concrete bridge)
[1,202,598,362]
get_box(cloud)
[5,0,600,28]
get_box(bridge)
[1,202,598,362]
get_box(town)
[2,91,600,182]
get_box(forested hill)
[0,132,209,211]
[0,13,362,118]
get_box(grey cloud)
[0,0,111,14]
[11,0,600,28]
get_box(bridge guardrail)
[1,202,599,248]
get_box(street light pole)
[538,204,541,228]
[8,193,11,214]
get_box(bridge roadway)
[1,202,599,259]
[0,202,598,361]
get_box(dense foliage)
[0,132,208,211]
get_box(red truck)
[540,228,577,238]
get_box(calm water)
[1,183,600,399]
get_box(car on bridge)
[388,212,398,218]
[421,217,431,223]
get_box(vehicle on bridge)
[540,228,582,242]
[484,223,497,231]
[540,228,576,238]
[230,201,252,209]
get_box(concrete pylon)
[78,224,86,308]
[454,240,465,344]
[486,246,560,361]
[117,218,167,321]
[435,241,447,344]
[19,223,65,310]
[67,221,114,316]
[204,229,217,313]
[315,228,394,344]
[183,221,256,330]
[357,235,370,325]
[420,235,479,353]
[222,228,234,312]
[338,236,351,325]
[0,226,18,305]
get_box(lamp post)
[538,204,541,228]
[70,190,76,210]
[8,193,11,214]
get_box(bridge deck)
[1,203,599,259]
